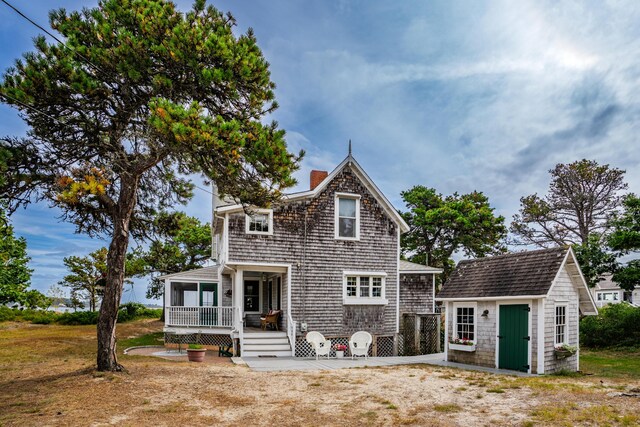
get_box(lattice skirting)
[164,332,232,347]
[295,335,396,358]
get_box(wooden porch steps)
[242,331,292,357]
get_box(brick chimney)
[310,170,328,190]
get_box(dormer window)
[245,209,273,235]
[335,193,360,240]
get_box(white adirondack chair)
[306,331,331,360]
[349,331,372,359]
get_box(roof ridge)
[458,246,568,264]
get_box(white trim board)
[436,295,546,302]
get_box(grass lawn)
[580,348,640,380]
[1,320,639,426]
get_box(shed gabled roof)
[437,247,568,299]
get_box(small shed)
[436,247,597,374]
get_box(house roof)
[399,259,442,274]
[217,154,410,233]
[593,274,622,291]
[437,247,569,299]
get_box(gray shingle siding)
[399,273,435,314]
[227,165,399,336]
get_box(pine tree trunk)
[96,178,138,371]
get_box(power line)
[0,0,109,79]
[0,91,68,127]
[194,185,212,195]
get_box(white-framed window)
[453,303,476,343]
[245,209,273,235]
[555,304,567,345]
[596,291,619,302]
[335,193,360,240]
[342,271,387,305]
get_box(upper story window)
[245,209,273,235]
[343,271,387,305]
[335,193,360,240]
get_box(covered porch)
[161,262,295,357]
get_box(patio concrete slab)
[238,353,532,376]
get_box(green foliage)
[188,343,203,350]
[117,301,161,322]
[400,185,507,281]
[59,248,108,312]
[580,303,640,348]
[608,194,640,291]
[0,303,160,325]
[511,159,627,247]
[572,234,618,288]
[0,210,33,305]
[129,212,211,302]
[0,306,17,322]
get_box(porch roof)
[157,265,220,281]
[399,259,442,274]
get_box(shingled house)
[436,247,597,374]
[160,153,441,357]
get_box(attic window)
[246,209,273,235]
[335,193,360,240]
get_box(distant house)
[591,274,640,308]
[436,247,597,374]
[160,153,441,357]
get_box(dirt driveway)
[1,320,638,426]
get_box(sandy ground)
[1,320,639,426]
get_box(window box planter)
[554,344,576,360]
[554,349,573,359]
[449,342,476,352]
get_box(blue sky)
[2,1,640,303]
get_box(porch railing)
[166,306,234,328]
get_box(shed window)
[343,272,387,305]
[335,194,360,240]
[455,306,475,342]
[555,305,567,345]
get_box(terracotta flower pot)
[187,348,206,362]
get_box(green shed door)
[498,304,529,372]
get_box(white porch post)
[444,301,450,361]
[164,279,170,325]
[233,269,244,326]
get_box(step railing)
[166,306,234,328]
[286,312,296,356]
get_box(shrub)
[580,303,640,348]
[0,306,17,322]
[57,310,99,325]
[118,302,161,323]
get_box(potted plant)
[448,338,476,352]
[554,343,577,359]
[187,344,207,362]
[334,343,347,358]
